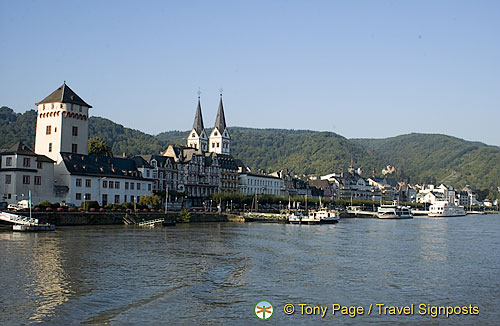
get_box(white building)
[34,83,152,206]
[35,83,91,163]
[0,142,54,205]
[239,173,284,196]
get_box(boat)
[428,201,466,217]
[377,205,413,219]
[287,211,305,224]
[12,224,56,231]
[302,208,340,224]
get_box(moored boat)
[377,205,413,219]
[428,201,466,217]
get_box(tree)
[88,136,113,156]
[138,194,162,208]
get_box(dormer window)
[192,133,196,137]
[214,131,218,136]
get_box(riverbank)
[5,211,245,226]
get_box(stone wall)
[30,211,244,226]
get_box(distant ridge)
[1,106,499,189]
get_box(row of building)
[0,84,495,208]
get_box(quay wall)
[29,211,244,226]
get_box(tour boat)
[428,201,466,217]
[377,205,413,219]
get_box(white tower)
[34,83,92,163]
[187,96,208,151]
[209,93,230,155]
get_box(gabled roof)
[192,97,205,135]
[214,94,226,131]
[60,153,145,179]
[36,83,92,108]
[1,141,54,162]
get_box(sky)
[1,0,499,146]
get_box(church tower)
[34,83,92,163]
[187,96,208,151]
[209,93,230,155]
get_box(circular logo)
[255,300,274,320]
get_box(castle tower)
[187,96,208,151]
[34,83,92,163]
[209,93,230,155]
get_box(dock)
[0,211,55,231]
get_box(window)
[34,176,41,185]
[72,144,78,153]
[5,175,11,184]
[146,170,150,177]
[109,181,114,189]
[115,182,120,189]
[212,142,215,148]
[103,180,107,188]
[37,162,42,169]
[102,194,108,206]
[137,183,141,190]
[148,184,151,191]
[85,193,91,200]
[76,178,82,187]
[48,143,52,152]
[85,179,91,187]
[72,126,78,136]
[7,194,11,199]
[114,195,120,204]
[125,182,129,190]
[76,193,82,200]
[46,125,51,135]
[23,158,31,167]
[124,195,127,202]
[130,195,135,203]
[6,157,12,166]
[130,182,134,190]
[217,142,220,148]
[23,175,30,184]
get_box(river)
[1,214,499,325]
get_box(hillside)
[353,134,500,189]
[1,106,499,189]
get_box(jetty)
[0,211,55,231]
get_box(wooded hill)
[1,106,499,190]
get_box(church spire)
[193,96,204,134]
[214,93,227,132]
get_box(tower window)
[72,126,78,136]
[217,143,220,148]
[46,126,51,135]
[72,144,78,153]
[23,175,30,184]
[49,143,52,152]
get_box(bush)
[81,201,100,211]
[179,209,190,223]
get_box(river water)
[0,215,499,325]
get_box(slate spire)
[214,93,226,131]
[193,96,205,135]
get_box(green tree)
[138,194,162,208]
[179,209,190,222]
[88,136,113,156]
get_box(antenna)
[197,88,201,98]
[219,88,223,96]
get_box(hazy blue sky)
[1,1,499,145]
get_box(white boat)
[428,201,466,217]
[288,211,305,224]
[302,208,339,224]
[377,205,413,219]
